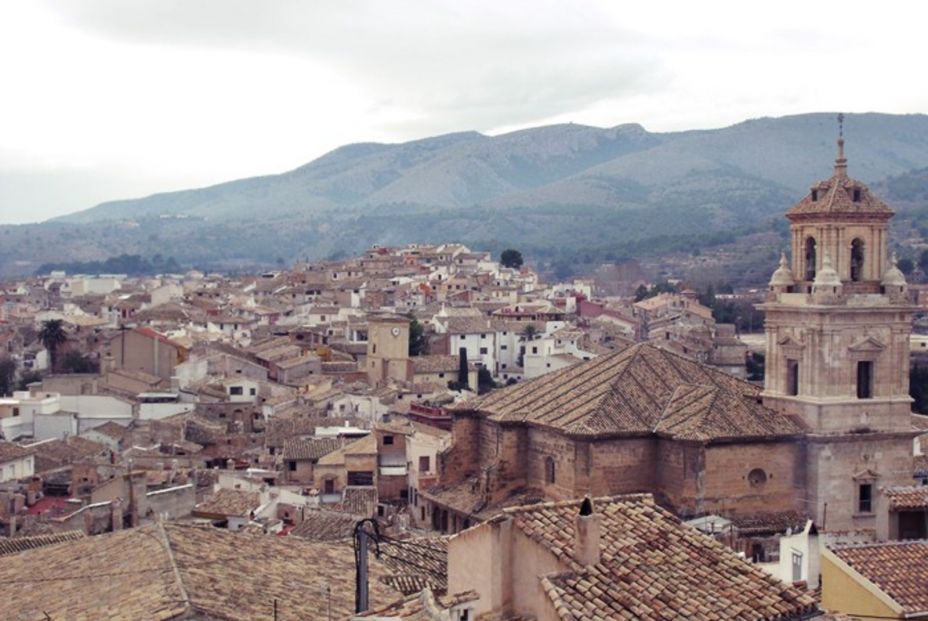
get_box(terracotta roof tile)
[503,495,817,621]
[0,523,401,621]
[0,530,85,557]
[831,540,928,615]
[458,343,801,441]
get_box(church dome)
[813,252,842,288]
[882,254,907,287]
[769,252,795,287]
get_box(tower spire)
[834,112,847,178]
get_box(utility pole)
[353,518,381,614]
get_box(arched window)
[544,456,556,484]
[804,237,817,281]
[850,238,865,282]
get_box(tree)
[634,284,649,302]
[0,357,16,396]
[919,249,928,274]
[521,324,538,341]
[898,257,915,276]
[17,370,42,391]
[477,367,496,395]
[500,249,524,269]
[59,351,99,374]
[912,365,928,414]
[38,319,67,372]
[408,317,428,356]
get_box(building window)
[811,189,818,201]
[748,468,768,488]
[786,359,799,396]
[229,386,243,396]
[287,461,296,472]
[857,361,874,399]
[544,456,556,484]
[804,237,817,281]
[858,483,873,513]
[419,456,430,472]
[347,471,374,486]
[479,347,488,355]
[850,238,865,282]
[532,347,538,354]
[250,388,256,396]
[853,188,861,202]
[383,435,394,445]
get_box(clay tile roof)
[831,540,928,615]
[377,536,449,595]
[281,436,342,462]
[359,588,480,620]
[0,522,400,621]
[458,343,801,440]
[884,486,928,510]
[289,509,357,542]
[727,511,810,535]
[787,165,893,220]
[0,530,85,557]
[412,355,465,374]
[504,495,818,620]
[0,442,33,463]
[193,488,261,518]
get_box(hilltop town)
[1,141,928,620]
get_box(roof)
[884,486,928,510]
[317,433,377,466]
[787,144,893,220]
[0,442,33,463]
[377,536,449,595]
[282,436,342,461]
[0,531,85,557]
[289,510,357,542]
[360,588,480,621]
[193,488,261,518]
[830,540,928,615]
[0,522,400,621]
[412,355,466,374]
[503,495,817,621]
[458,343,802,441]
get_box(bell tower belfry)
[759,116,916,532]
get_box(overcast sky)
[1,1,926,224]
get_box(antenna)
[837,112,844,138]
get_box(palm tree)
[39,319,68,372]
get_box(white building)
[0,443,35,482]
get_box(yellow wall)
[821,554,901,619]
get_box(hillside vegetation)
[3,112,928,279]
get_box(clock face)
[391,327,401,337]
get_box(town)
[0,136,926,619]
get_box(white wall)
[34,412,79,441]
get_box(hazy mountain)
[2,112,926,280]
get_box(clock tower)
[366,314,411,386]
[759,119,917,532]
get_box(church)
[422,129,919,536]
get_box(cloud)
[43,1,664,133]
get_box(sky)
[1,1,926,224]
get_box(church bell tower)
[759,116,916,532]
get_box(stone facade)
[759,136,917,532]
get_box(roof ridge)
[156,522,192,616]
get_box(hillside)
[2,112,927,280]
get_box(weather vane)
[838,112,844,138]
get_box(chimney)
[574,497,601,566]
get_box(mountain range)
[4,112,928,279]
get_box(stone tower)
[366,314,411,386]
[759,123,916,532]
